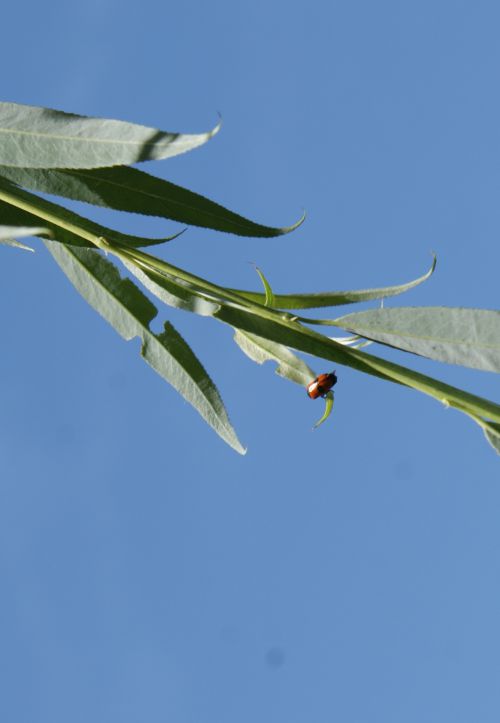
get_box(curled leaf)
[312,391,334,429]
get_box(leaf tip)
[164,227,188,243]
[429,251,437,274]
[210,113,223,139]
[279,208,306,236]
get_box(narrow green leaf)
[44,242,245,454]
[253,265,275,306]
[0,177,175,248]
[233,329,315,386]
[0,102,219,169]
[332,307,500,372]
[0,166,304,237]
[230,256,436,309]
[312,391,334,429]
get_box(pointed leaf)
[44,241,245,454]
[230,256,436,309]
[333,307,500,372]
[0,166,304,238]
[0,101,219,169]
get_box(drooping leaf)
[233,329,315,386]
[312,391,334,429]
[44,241,245,454]
[229,256,436,309]
[0,101,220,169]
[0,165,304,237]
[332,307,500,372]
[0,177,175,248]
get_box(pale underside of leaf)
[43,241,245,454]
[0,101,220,169]
[233,329,316,386]
[333,307,500,372]
[0,166,304,238]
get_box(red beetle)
[306,371,337,399]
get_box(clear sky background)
[1,1,500,722]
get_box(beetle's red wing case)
[306,371,337,399]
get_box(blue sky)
[1,1,500,721]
